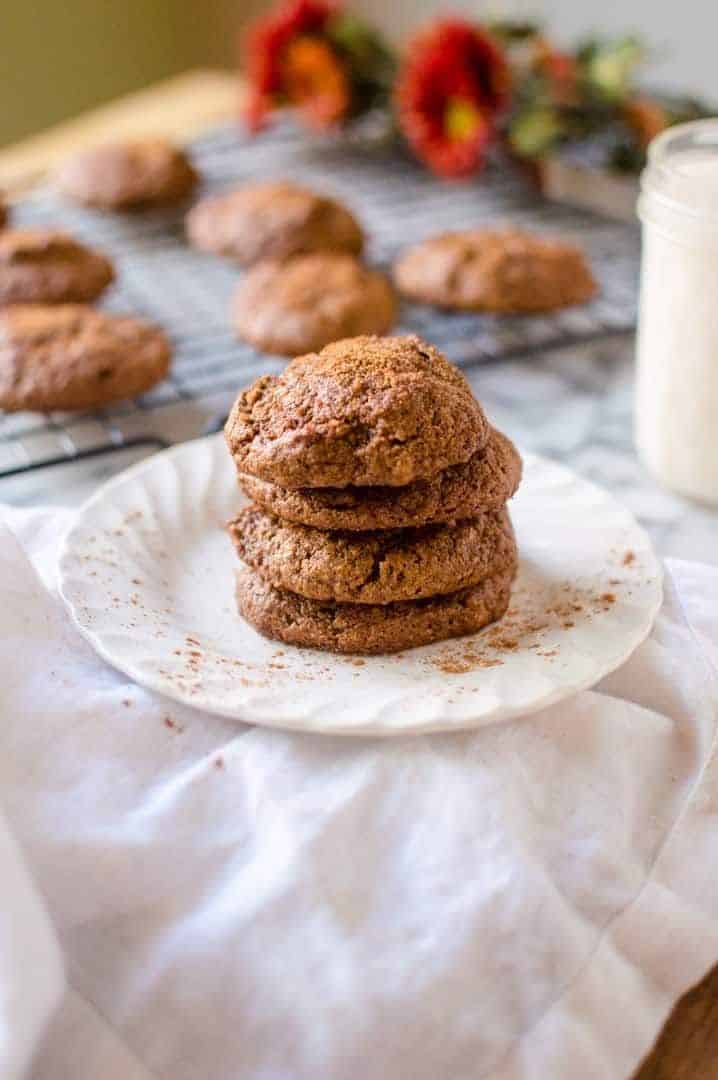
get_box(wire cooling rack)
[1,120,639,477]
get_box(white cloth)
[1,505,718,1080]
[0,813,63,1080]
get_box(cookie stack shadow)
[224,335,522,656]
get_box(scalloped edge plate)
[58,434,662,735]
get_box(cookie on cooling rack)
[186,180,364,266]
[0,229,115,306]
[0,304,171,413]
[394,228,597,313]
[56,139,198,210]
[232,253,396,357]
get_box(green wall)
[0,0,265,147]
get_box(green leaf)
[508,106,565,157]
[326,12,396,89]
[488,19,542,44]
[609,140,646,172]
[581,36,644,103]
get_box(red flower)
[397,20,510,178]
[243,0,339,130]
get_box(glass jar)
[636,118,718,503]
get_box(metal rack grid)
[1,120,639,478]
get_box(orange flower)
[282,36,350,128]
[242,0,337,130]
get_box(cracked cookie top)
[228,505,516,605]
[224,335,489,489]
[0,303,171,413]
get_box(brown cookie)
[228,506,516,605]
[0,229,115,306]
[225,335,489,489]
[56,139,198,209]
[235,563,514,655]
[394,228,597,313]
[0,304,171,413]
[238,427,522,530]
[232,254,396,357]
[186,181,363,266]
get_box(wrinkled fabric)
[0,506,716,1080]
[0,810,63,1080]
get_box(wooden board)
[636,966,718,1078]
[0,68,239,195]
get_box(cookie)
[394,229,597,313]
[228,506,516,605]
[0,304,170,413]
[232,254,396,357]
[56,139,197,209]
[225,335,489,489]
[0,229,115,306]
[237,427,521,530]
[186,181,363,266]
[235,563,514,655]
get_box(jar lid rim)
[642,118,718,221]
[647,117,718,164]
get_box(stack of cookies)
[225,335,522,655]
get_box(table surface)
[2,68,718,1079]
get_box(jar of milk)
[636,118,718,502]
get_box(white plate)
[58,434,662,736]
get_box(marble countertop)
[471,333,717,566]
[1,332,716,566]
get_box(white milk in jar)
[636,119,718,502]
